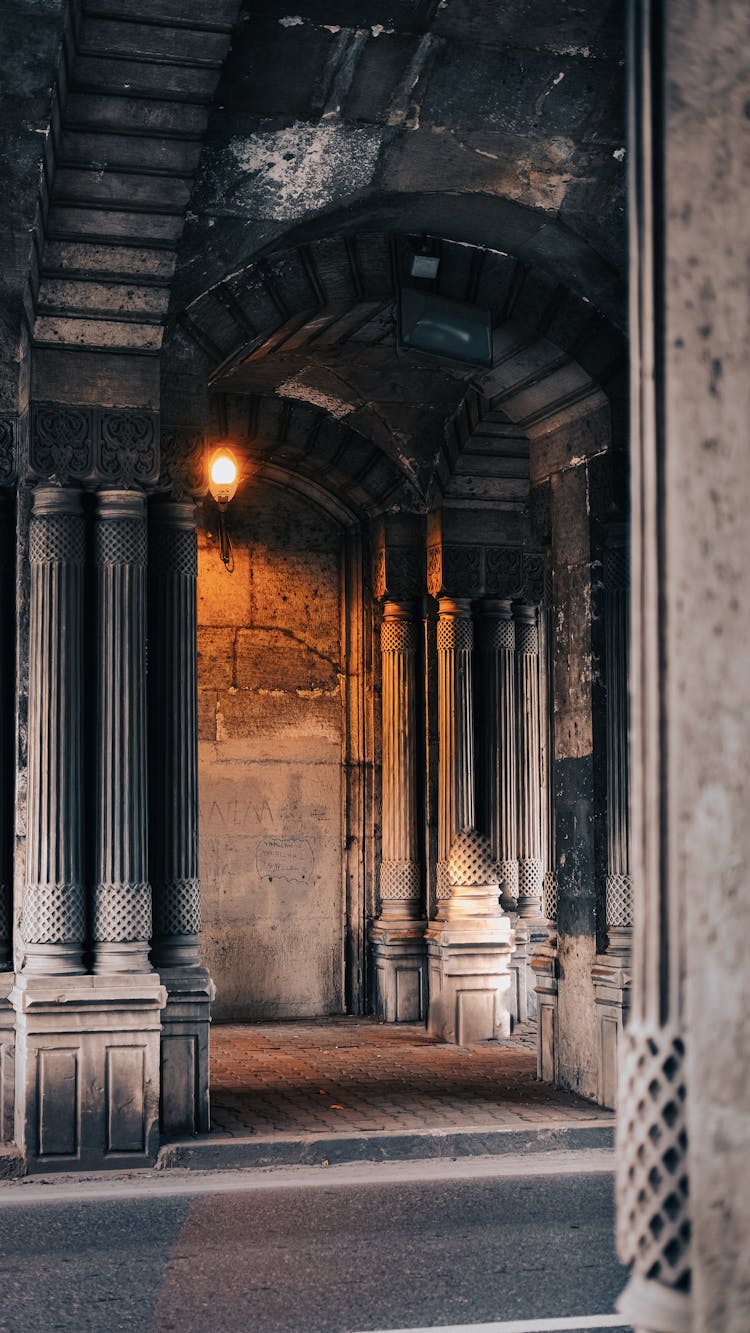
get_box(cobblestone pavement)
[210,1018,611,1137]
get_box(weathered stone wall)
[197,479,347,1021]
[530,399,619,1098]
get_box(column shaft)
[605,541,632,951]
[478,600,517,912]
[515,604,544,920]
[22,487,85,974]
[0,496,12,970]
[379,601,421,917]
[93,491,151,973]
[436,598,474,906]
[149,502,202,967]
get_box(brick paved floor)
[209,1017,611,1137]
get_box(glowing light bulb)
[207,447,240,507]
[210,453,237,487]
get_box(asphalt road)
[0,1154,630,1333]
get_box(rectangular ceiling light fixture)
[399,287,493,367]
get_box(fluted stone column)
[93,491,151,973]
[148,499,212,1133]
[478,600,517,912]
[149,502,201,969]
[604,540,631,952]
[592,536,632,1108]
[371,601,425,1021]
[21,487,85,975]
[436,597,475,912]
[379,602,421,918]
[532,594,558,1072]
[514,605,544,922]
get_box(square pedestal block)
[591,952,631,1109]
[370,922,426,1023]
[426,919,515,1045]
[508,919,530,1024]
[12,973,166,1173]
[0,973,14,1143]
[532,938,559,1084]
[159,967,214,1137]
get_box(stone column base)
[12,973,165,1173]
[370,919,426,1023]
[524,919,549,1022]
[0,973,14,1143]
[591,951,631,1109]
[426,913,515,1045]
[508,917,530,1025]
[159,966,214,1136]
[531,936,559,1084]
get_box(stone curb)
[156,1120,614,1172]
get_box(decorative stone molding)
[428,544,545,601]
[29,403,159,486]
[93,490,152,973]
[0,413,20,486]
[159,426,207,499]
[22,487,85,975]
[604,536,632,941]
[372,546,424,602]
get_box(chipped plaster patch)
[279,15,304,26]
[613,147,626,161]
[371,24,394,36]
[228,123,383,221]
[277,371,355,419]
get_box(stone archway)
[196,469,372,1021]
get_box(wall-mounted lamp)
[208,447,239,571]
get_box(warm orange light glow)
[210,453,238,487]
[208,447,240,508]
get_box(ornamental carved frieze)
[427,542,545,601]
[0,412,21,486]
[29,402,159,487]
[372,544,425,601]
[427,543,483,598]
[160,425,208,499]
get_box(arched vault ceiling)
[173,0,626,320]
[193,232,625,514]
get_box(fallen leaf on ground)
[329,1104,345,1110]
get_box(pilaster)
[93,491,151,974]
[0,498,13,1140]
[21,486,85,975]
[371,600,426,1022]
